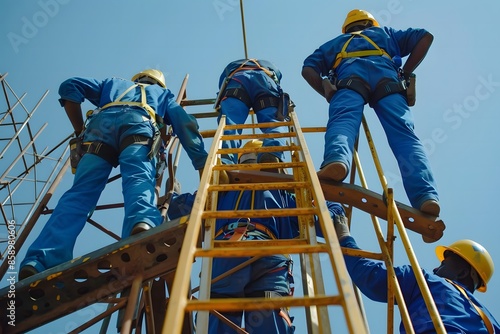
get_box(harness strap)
[82,141,119,167]
[81,134,153,168]
[214,221,278,240]
[215,59,280,111]
[253,95,280,112]
[446,279,494,334]
[335,75,371,103]
[279,309,293,327]
[333,32,392,70]
[222,87,252,107]
[230,58,278,82]
[119,134,153,152]
[215,191,278,240]
[99,83,157,124]
[370,77,407,106]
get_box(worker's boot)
[420,199,440,243]
[131,222,152,235]
[317,162,348,182]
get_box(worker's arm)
[402,32,433,77]
[62,100,85,136]
[301,67,336,102]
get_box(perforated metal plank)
[227,170,445,242]
[0,216,189,334]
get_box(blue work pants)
[218,71,287,164]
[324,59,438,209]
[21,107,162,272]
[208,254,294,334]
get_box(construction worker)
[19,69,208,279]
[302,9,440,216]
[333,216,499,333]
[168,140,347,334]
[216,59,289,165]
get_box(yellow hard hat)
[436,239,494,292]
[131,69,166,88]
[342,9,380,33]
[238,139,263,162]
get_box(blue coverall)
[20,77,208,273]
[168,190,346,334]
[303,27,439,209]
[341,236,500,333]
[218,59,287,164]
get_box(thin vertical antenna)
[240,0,248,58]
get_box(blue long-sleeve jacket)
[58,77,208,170]
[341,236,500,333]
[168,189,345,239]
[302,26,428,79]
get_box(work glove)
[333,214,351,241]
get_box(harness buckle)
[225,218,253,232]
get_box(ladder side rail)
[290,111,368,334]
[348,149,372,332]
[388,190,446,334]
[354,151,414,334]
[162,116,227,334]
[353,138,417,333]
[290,129,332,333]
[358,119,446,333]
[196,147,223,332]
[386,188,400,334]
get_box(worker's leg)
[119,144,161,237]
[244,256,294,333]
[209,257,251,333]
[20,153,111,272]
[115,108,162,236]
[255,106,287,162]
[373,93,439,209]
[322,88,365,172]
[218,97,249,164]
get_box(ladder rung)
[208,181,310,192]
[224,120,293,130]
[214,161,305,170]
[221,132,295,140]
[212,238,309,249]
[217,145,297,155]
[195,243,328,257]
[202,207,318,219]
[186,295,343,312]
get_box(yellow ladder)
[163,109,368,334]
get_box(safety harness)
[332,31,391,70]
[445,279,495,334]
[329,31,409,106]
[214,190,277,241]
[216,59,292,118]
[213,189,296,314]
[71,83,163,171]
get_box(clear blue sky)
[2,0,500,333]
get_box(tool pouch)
[406,73,416,106]
[69,137,84,174]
